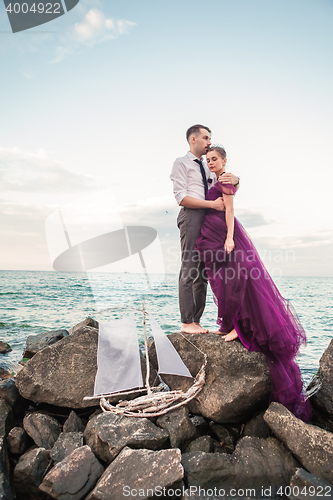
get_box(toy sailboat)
[84,302,207,417]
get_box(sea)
[0,270,332,386]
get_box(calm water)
[0,271,332,385]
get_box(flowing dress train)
[195,182,312,421]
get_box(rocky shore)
[0,318,332,499]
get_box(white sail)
[149,314,192,378]
[94,316,144,396]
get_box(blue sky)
[0,0,333,276]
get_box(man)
[170,124,239,334]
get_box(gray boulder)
[264,402,333,484]
[0,436,13,500]
[308,338,333,432]
[23,329,69,359]
[16,325,157,409]
[7,427,28,455]
[209,423,238,454]
[156,406,197,449]
[243,410,271,438]
[190,415,210,436]
[0,342,11,354]
[63,411,85,433]
[16,326,99,408]
[0,378,20,407]
[84,412,169,464]
[0,399,12,437]
[23,412,61,449]
[13,447,51,500]
[149,333,271,423]
[68,317,98,335]
[87,446,183,500]
[182,436,298,494]
[51,432,84,463]
[185,435,214,453]
[39,445,104,500]
[288,468,333,500]
[0,367,12,381]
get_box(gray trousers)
[177,207,207,324]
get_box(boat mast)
[142,300,152,396]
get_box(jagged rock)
[0,367,12,380]
[88,409,102,421]
[84,412,169,464]
[287,468,333,500]
[243,410,271,438]
[68,317,98,335]
[209,423,237,454]
[308,338,333,432]
[212,439,228,454]
[156,406,196,449]
[310,406,333,434]
[39,445,104,500]
[0,436,13,500]
[16,326,98,408]
[0,342,11,354]
[63,411,85,433]
[0,359,21,381]
[182,436,298,494]
[149,333,270,423]
[0,399,12,437]
[51,432,84,463]
[23,412,61,449]
[190,415,210,436]
[13,447,51,500]
[7,427,28,455]
[15,325,157,409]
[264,402,333,484]
[23,329,69,359]
[0,377,20,407]
[185,435,214,453]
[87,447,184,500]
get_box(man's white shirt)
[170,151,215,205]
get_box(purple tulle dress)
[195,181,312,421]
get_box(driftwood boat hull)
[99,356,207,417]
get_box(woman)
[195,146,312,421]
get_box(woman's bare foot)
[214,330,228,335]
[181,322,208,334]
[221,329,239,341]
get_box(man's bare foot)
[213,330,228,335]
[181,322,208,334]
[221,329,239,341]
[194,322,208,329]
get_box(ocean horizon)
[1,270,332,387]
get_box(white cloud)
[1,191,332,275]
[0,147,100,193]
[0,201,51,235]
[119,196,274,235]
[52,8,136,63]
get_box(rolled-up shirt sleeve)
[170,158,187,205]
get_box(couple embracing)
[170,124,312,422]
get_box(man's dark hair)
[186,124,211,143]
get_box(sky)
[0,0,333,277]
